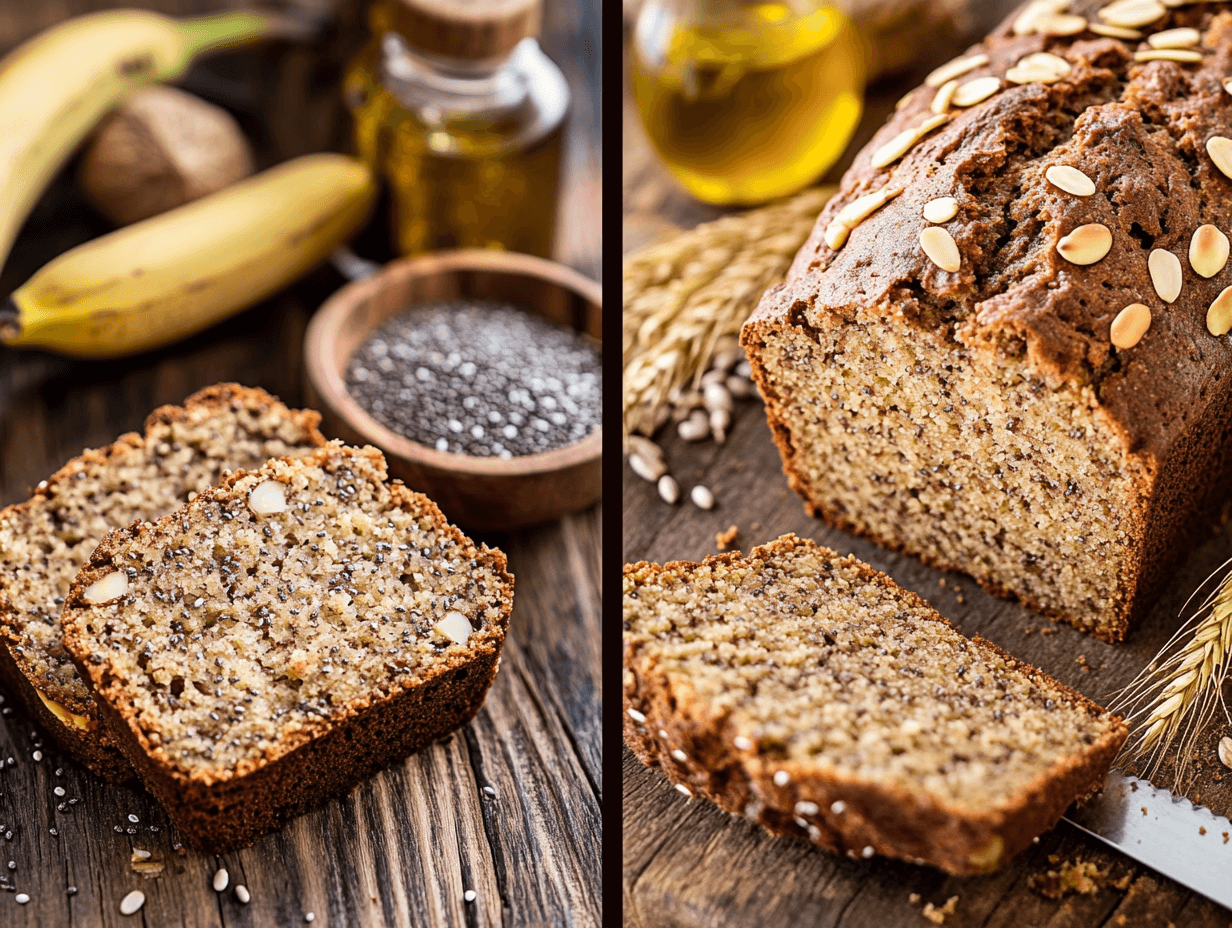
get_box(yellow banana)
[0,8,270,272]
[0,154,376,359]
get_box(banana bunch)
[0,154,375,358]
[0,8,270,273]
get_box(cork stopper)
[383,0,542,61]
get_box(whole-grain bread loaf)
[0,385,325,781]
[61,442,513,852]
[623,535,1126,876]
[742,1,1232,642]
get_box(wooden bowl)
[304,250,601,532]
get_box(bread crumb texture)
[623,535,1126,874]
[0,385,324,718]
[61,442,512,784]
[745,4,1232,641]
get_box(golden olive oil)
[346,0,568,258]
[632,2,864,206]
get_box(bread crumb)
[1112,873,1132,890]
[1114,916,1127,926]
[921,895,958,924]
[1039,627,1060,636]
[938,578,946,587]
[908,892,921,905]
[716,525,739,551]
[750,522,760,531]
[1076,655,1090,672]
[955,595,964,604]
[1027,859,1107,899]
[1024,627,1036,635]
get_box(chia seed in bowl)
[345,299,602,458]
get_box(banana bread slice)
[0,384,325,781]
[623,535,1126,876]
[61,442,513,852]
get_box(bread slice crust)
[623,534,1127,876]
[61,444,513,851]
[0,384,325,781]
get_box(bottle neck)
[378,31,532,117]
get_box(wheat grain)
[622,186,835,439]
[1111,558,1232,789]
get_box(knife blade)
[1062,771,1232,910]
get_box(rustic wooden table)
[0,2,601,926]
[622,9,1232,927]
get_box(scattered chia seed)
[346,300,601,457]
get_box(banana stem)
[0,297,20,343]
[175,11,271,63]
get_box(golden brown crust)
[0,384,326,783]
[61,443,513,851]
[622,535,1127,876]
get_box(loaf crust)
[743,2,1232,641]
[61,444,513,852]
[623,535,1127,876]
[0,384,325,781]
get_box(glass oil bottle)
[345,0,569,258]
[632,0,865,206]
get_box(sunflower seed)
[1110,303,1151,349]
[1218,736,1232,768]
[1014,0,1078,35]
[1097,0,1166,29]
[84,571,128,604]
[1148,249,1183,302]
[677,409,709,441]
[924,53,989,87]
[923,197,959,223]
[1134,48,1203,62]
[919,227,961,272]
[213,868,229,892]
[1037,12,1087,35]
[709,408,731,442]
[1190,224,1229,278]
[691,485,715,510]
[1207,136,1232,178]
[628,453,665,483]
[951,76,1002,107]
[1057,223,1112,265]
[1147,26,1200,48]
[657,475,680,505]
[1007,52,1073,84]
[120,890,145,915]
[824,220,849,250]
[836,186,905,228]
[1208,287,1232,335]
[1045,165,1095,196]
[1088,22,1142,39]
[931,79,958,114]
[703,381,732,414]
[626,435,663,467]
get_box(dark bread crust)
[742,3,1232,641]
[0,384,326,783]
[623,535,1127,876]
[61,446,513,852]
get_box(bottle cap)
[385,0,542,61]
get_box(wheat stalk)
[622,186,835,438]
[1111,557,1232,789]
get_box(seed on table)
[711,349,742,373]
[734,360,752,379]
[626,435,663,466]
[628,453,666,483]
[119,890,145,916]
[213,868,229,891]
[235,885,250,904]
[726,375,754,399]
[710,408,731,444]
[703,381,732,414]
[700,368,727,387]
[678,410,710,442]
[657,475,680,505]
[464,889,477,903]
[15,893,28,904]
[691,485,715,510]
